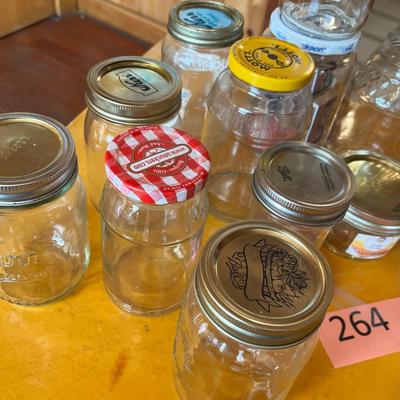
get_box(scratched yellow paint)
[0,44,399,400]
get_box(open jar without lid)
[85,56,182,209]
[251,141,355,247]
[174,221,333,400]
[0,113,89,305]
[325,150,400,259]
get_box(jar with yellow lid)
[173,221,333,400]
[325,150,400,260]
[202,36,315,221]
[85,56,182,209]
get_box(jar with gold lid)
[251,141,355,248]
[85,56,182,209]
[174,221,333,400]
[325,150,400,260]
[0,113,89,305]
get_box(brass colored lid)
[167,1,243,48]
[86,56,182,125]
[0,113,77,207]
[196,221,333,348]
[342,150,400,235]
[253,142,355,225]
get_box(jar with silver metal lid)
[0,113,89,305]
[325,150,400,260]
[251,141,355,248]
[85,56,182,209]
[162,1,243,137]
[174,221,333,400]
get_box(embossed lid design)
[105,125,210,205]
[167,1,243,48]
[228,36,315,92]
[0,113,78,207]
[341,150,400,235]
[196,221,333,347]
[86,56,182,124]
[253,142,355,225]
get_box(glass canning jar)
[85,56,182,209]
[325,150,400,260]
[250,141,355,248]
[162,1,243,138]
[174,221,333,400]
[202,36,315,221]
[0,113,90,305]
[101,125,211,315]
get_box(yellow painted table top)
[1,43,399,400]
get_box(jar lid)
[342,150,400,235]
[0,113,77,207]
[86,56,182,125]
[253,142,355,225]
[228,36,315,92]
[167,1,243,48]
[196,221,333,348]
[105,125,211,205]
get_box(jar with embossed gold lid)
[174,221,333,400]
[0,113,89,305]
[85,56,182,209]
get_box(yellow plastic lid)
[228,36,315,92]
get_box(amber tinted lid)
[342,150,400,235]
[196,221,333,347]
[86,56,181,124]
[0,113,77,207]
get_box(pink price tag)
[320,297,400,368]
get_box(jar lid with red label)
[105,126,211,205]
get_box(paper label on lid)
[179,7,233,29]
[345,233,399,259]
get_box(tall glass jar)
[101,126,211,315]
[174,221,333,400]
[251,141,355,248]
[327,27,400,160]
[0,113,90,305]
[325,150,400,260]
[162,1,243,138]
[202,36,315,221]
[85,56,182,209]
[267,0,372,144]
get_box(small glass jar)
[85,56,182,209]
[0,113,90,305]
[162,1,243,138]
[202,36,315,221]
[101,125,211,315]
[251,141,355,248]
[174,221,333,400]
[325,150,400,260]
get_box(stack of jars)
[1,1,399,400]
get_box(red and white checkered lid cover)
[105,125,211,205]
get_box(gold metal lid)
[342,150,400,235]
[253,142,355,226]
[86,56,182,125]
[167,1,243,48]
[196,221,333,348]
[0,113,77,207]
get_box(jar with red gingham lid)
[101,125,211,316]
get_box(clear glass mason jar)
[162,1,243,138]
[250,141,355,248]
[0,113,90,305]
[85,56,182,209]
[325,150,400,260]
[267,1,372,144]
[174,221,333,400]
[101,125,211,315]
[202,36,315,221]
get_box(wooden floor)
[0,14,151,125]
